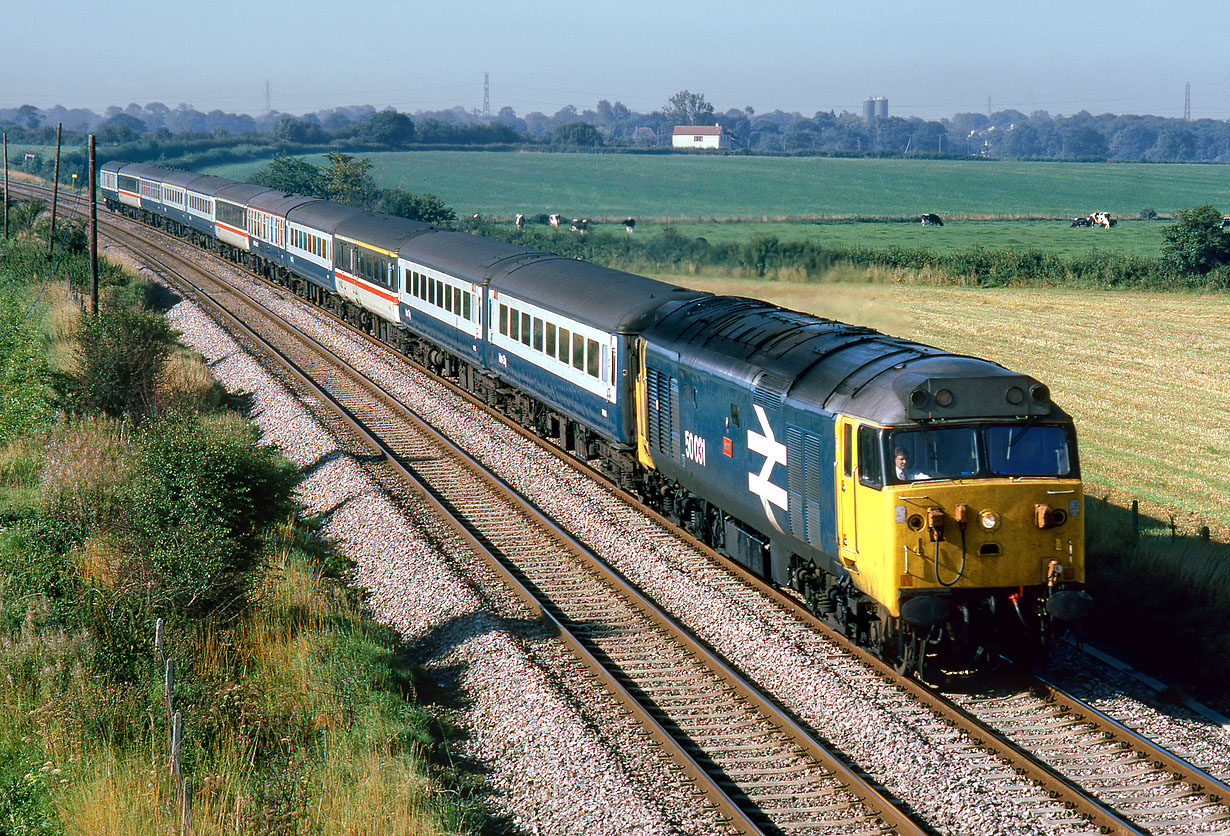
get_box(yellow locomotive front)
[832,378,1091,677]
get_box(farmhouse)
[671,124,734,150]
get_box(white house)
[671,124,733,150]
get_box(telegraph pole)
[3,132,8,239]
[89,135,98,316]
[48,123,61,257]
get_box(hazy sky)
[6,1,1228,121]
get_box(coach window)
[499,304,509,336]
[858,426,884,489]
[572,333,585,371]
[520,312,531,347]
[509,308,519,341]
[463,292,472,321]
[558,328,570,364]
[587,339,600,378]
[545,323,556,356]
[533,318,544,352]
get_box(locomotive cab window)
[729,404,740,428]
[986,424,1073,477]
[858,426,884,489]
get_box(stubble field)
[650,273,1230,537]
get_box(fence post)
[1200,526,1210,542]
[165,659,175,745]
[171,710,182,788]
[181,775,193,836]
[155,617,164,666]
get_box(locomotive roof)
[493,256,710,334]
[285,200,367,232]
[247,190,321,217]
[214,183,276,205]
[398,230,552,283]
[644,296,1069,425]
[334,212,432,252]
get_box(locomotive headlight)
[934,388,954,407]
[979,510,1000,531]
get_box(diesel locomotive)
[100,160,1092,678]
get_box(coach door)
[836,417,859,561]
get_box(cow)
[623,217,636,233]
[515,213,524,231]
[1071,217,1092,227]
[570,218,589,233]
[1090,211,1115,228]
[920,213,943,226]
[548,213,561,228]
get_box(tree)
[272,116,326,144]
[1161,205,1230,274]
[663,90,715,126]
[16,104,41,130]
[363,110,415,146]
[98,113,146,143]
[1061,125,1108,158]
[251,152,327,196]
[378,188,456,225]
[324,153,378,208]
[552,120,603,147]
[1153,127,1197,161]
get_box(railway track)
[88,208,924,836]
[17,180,1230,834]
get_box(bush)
[68,301,176,420]
[1161,204,1230,274]
[125,415,300,616]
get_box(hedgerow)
[468,221,1229,290]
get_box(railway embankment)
[0,231,482,834]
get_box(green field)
[204,152,1230,223]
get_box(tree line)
[6,92,1230,160]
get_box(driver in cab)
[894,447,928,481]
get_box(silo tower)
[875,96,888,119]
